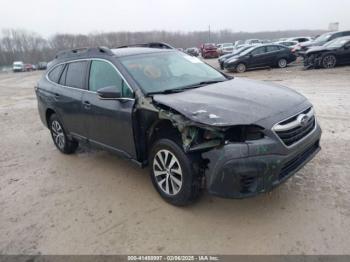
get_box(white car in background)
[217,43,234,56]
[12,61,24,72]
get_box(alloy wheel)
[236,63,246,73]
[278,59,287,68]
[51,120,65,150]
[323,55,336,68]
[153,149,183,195]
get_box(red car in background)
[201,43,219,58]
[24,64,35,71]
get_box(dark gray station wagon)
[35,46,321,205]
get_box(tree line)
[0,28,327,66]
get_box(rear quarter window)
[48,65,64,83]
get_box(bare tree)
[0,28,327,66]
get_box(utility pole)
[208,25,211,42]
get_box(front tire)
[322,54,336,69]
[149,139,201,206]
[235,63,246,73]
[49,114,78,154]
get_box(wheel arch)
[147,119,182,151]
[45,108,56,126]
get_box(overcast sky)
[0,0,349,36]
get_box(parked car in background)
[276,41,299,51]
[201,43,219,58]
[293,31,350,54]
[218,45,257,69]
[25,64,35,71]
[217,43,234,56]
[12,61,24,72]
[245,39,262,45]
[36,46,321,205]
[224,44,297,73]
[37,62,48,70]
[303,36,350,69]
[234,40,245,48]
[287,37,313,43]
[185,47,200,57]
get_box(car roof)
[111,47,174,57]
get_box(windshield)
[233,46,252,54]
[238,46,256,56]
[120,51,226,94]
[314,33,332,43]
[324,38,349,48]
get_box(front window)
[89,60,133,98]
[314,33,332,43]
[251,47,266,55]
[119,52,226,94]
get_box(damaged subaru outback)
[35,46,321,206]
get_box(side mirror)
[97,86,121,99]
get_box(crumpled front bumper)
[202,123,322,198]
[304,54,322,68]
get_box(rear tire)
[277,58,288,68]
[49,114,78,154]
[322,54,336,69]
[149,139,201,206]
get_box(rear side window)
[48,65,64,83]
[65,61,87,89]
[89,60,133,98]
[342,31,350,37]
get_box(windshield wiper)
[148,80,227,95]
[180,79,227,89]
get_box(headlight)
[227,58,238,63]
[225,125,265,142]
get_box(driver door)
[249,47,268,68]
[82,59,136,158]
[339,41,350,64]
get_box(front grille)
[279,141,319,180]
[274,107,316,146]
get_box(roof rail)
[55,46,114,59]
[116,42,175,50]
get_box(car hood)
[153,78,309,127]
[306,46,338,54]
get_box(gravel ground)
[0,62,350,255]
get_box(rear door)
[265,45,282,66]
[82,59,136,158]
[50,61,88,138]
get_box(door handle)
[54,93,60,100]
[83,101,91,110]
